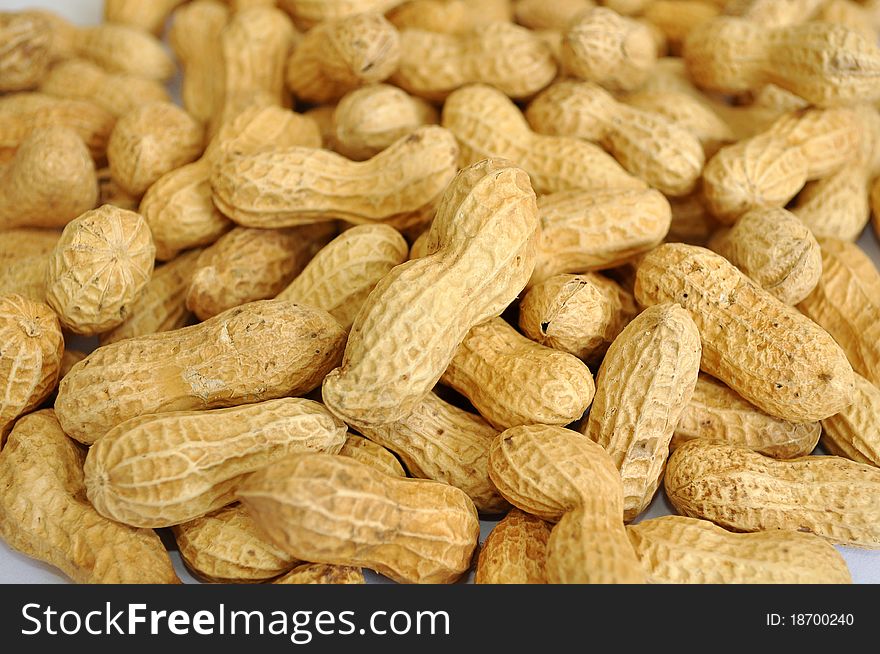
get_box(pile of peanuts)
[1,0,880,585]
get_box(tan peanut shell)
[795,164,872,242]
[441,318,595,430]
[99,249,201,346]
[389,0,512,34]
[0,126,97,230]
[350,391,508,513]
[582,304,701,521]
[339,433,406,478]
[277,0,406,29]
[186,224,334,321]
[238,452,480,584]
[798,238,880,388]
[0,410,179,584]
[321,159,538,426]
[635,243,855,422]
[173,504,299,583]
[104,0,187,34]
[665,440,880,547]
[562,8,657,92]
[487,425,646,583]
[0,228,60,302]
[169,0,230,123]
[85,398,347,528]
[108,102,205,197]
[701,108,861,222]
[40,59,170,118]
[642,0,719,52]
[276,224,409,329]
[684,17,880,106]
[820,373,880,467]
[673,374,821,459]
[708,208,822,305]
[526,81,704,196]
[393,22,556,101]
[0,11,54,92]
[55,300,346,444]
[513,0,594,30]
[211,125,458,230]
[475,508,551,584]
[628,515,852,584]
[0,92,114,161]
[287,12,399,104]
[45,205,156,336]
[442,84,646,195]
[519,273,637,364]
[71,22,175,81]
[531,188,671,285]
[333,84,438,160]
[273,563,366,585]
[726,0,826,26]
[0,295,63,440]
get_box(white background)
[1,0,879,584]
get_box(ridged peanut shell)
[628,515,852,584]
[338,433,406,478]
[635,244,855,422]
[821,374,880,467]
[277,0,406,28]
[0,295,63,440]
[104,0,187,35]
[582,304,701,521]
[441,318,595,430]
[514,0,594,30]
[55,299,347,444]
[475,508,551,584]
[73,22,175,81]
[45,205,156,336]
[85,398,347,527]
[673,374,821,459]
[238,452,480,584]
[389,0,512,33]
[0,410,179,584]
[0,11,53,91]
[795,164,871,242]
[273,563,365,585]
[0,228,60,302]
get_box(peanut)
[684,17,880,106]
[104,0,187,35]
[211,125,458,230]
[69,21,176,81]
[277,0,407,28]
[108,101,205,197]
[0,11,54,92]
[85,398,346,528]
[287,12,399,104]
[393,22,556,101]
[45,205,155,336]
[562,8,657,92]
[40,59,170,118]
[0,228,61,303]
[338,433,406,478]
[238,452,481,584]
[708,207,822,305]
[349,391,509,513]
[475,508,551,584]
[0,126,97,230]
[665,440,880,547]
[0,410,179,584]
[526,81,705,196]
[389,0,513,33]
[513,0,594,30]
[821,373,880,467]
[0,295,63,441]
[186,224,335,321]
[635,243,855,422]
[442,84,646,194]
[701,107,861,223]
[488,424,646,584]
[673,374,821,459]
[628,515,852,584]
[519,273,637,364]
[441,318,595,430]
[582,304,701,520]
[99,249,202,346]
[817,0,878,38]
[276,224,409,330]
[642,1,720,53]
[173,504,300,583]
[333,84,438,161]
[726,0,827,26]
[322,159,537,426]
[798,238,880,387]
[55,300,346,444]
[530,188,671,285]
[273,563,366,585]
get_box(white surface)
[1,0,879,584]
